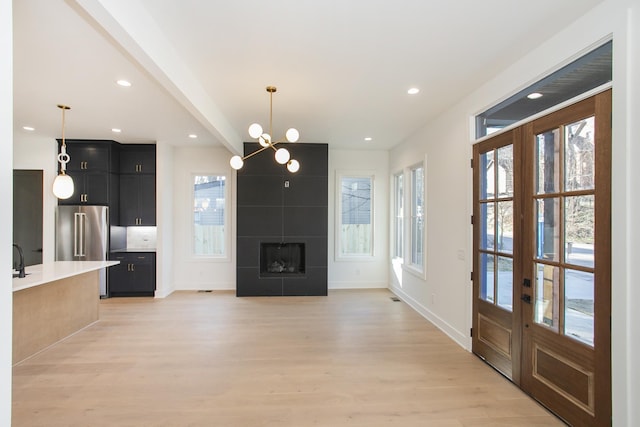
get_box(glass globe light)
[248,123,263,139]
[287,159,300,173]
[230,155,244,170]
[275,148,290,164]
[52,173,74,199]
[259,133,271,147]
[285,128,300,143]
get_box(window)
[337,174,373,258]
[193,175,226,257]
[393,173,403,259]
[475,41,611,138]
[410,165,424,270]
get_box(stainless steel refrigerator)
[55,205,109,297]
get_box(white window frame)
[404,162,426,278]
[335,171,375,260]
[392,171,404,261]
[191,173,230,261]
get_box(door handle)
[73,213,80,257]
[521,294,532,304]
[523,278,531,288]
[78,213,86,257]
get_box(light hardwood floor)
[12,289,564,426]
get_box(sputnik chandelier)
[229,86,301,173]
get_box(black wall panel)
[237,142,328,296]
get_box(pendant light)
[52,104,74,199]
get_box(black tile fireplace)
[236,142,328,296]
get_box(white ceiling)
[13,0,603,154]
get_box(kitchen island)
[12,261,119,364]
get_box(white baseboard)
[329,281,388,289]
[389,285,471,351]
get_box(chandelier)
[52,104,74,199]
[230,86,301,173]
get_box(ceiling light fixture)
[111,128,121,133]
[117,79,132,87]
[408,87,420,95]
[527,92,543,99]
[23,126,35,131]
[189,134,198,139]
[230,86,300,173]
[52,104,74,199]
[364,137,372,141]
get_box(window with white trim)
[337,174,373,258]
[193,175,227,257]
[393,172,403,259]
[410,165,424,270]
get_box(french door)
[472,90,611,425]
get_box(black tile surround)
[236,142,328,296]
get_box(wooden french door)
[472,129,523,381]
[473,90,611,426]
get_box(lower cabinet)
[109,252,156,297]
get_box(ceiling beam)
[72,0,243,154]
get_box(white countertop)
[13,261,120,292]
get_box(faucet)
[13,243,26,278]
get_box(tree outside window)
[193,175,226,257]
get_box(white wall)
[1,0,12,422]
[388,0,638,423]
[388,118,472,348]
[154,142,175,297]
[329,149,389,289]
[171,146,236,290]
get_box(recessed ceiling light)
[116,80,132,87]
[527,92,543,99]
[188,134,198,139]
[22,126,35,131]
[364,137,372,141]
[407,88,420,95]
[111,128,122,133]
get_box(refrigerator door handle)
[73,212,80,257]
[79,212,86,257]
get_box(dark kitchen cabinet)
[119,174,156,225]
[57,141,120,218]
[119,145,156,226]
[120,145,156,174]
[58,171,109,205]
[109,252,156,296]
[63,143,111,172]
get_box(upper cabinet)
[56,140,156,228]
[57,140,119,213]
[119,144,156,226]
[64,143,111,172]
[119,145,156,174]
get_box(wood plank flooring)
[12,289,563,426]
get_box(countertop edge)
[13,261,120,292]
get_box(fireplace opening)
[260,242,305,277]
